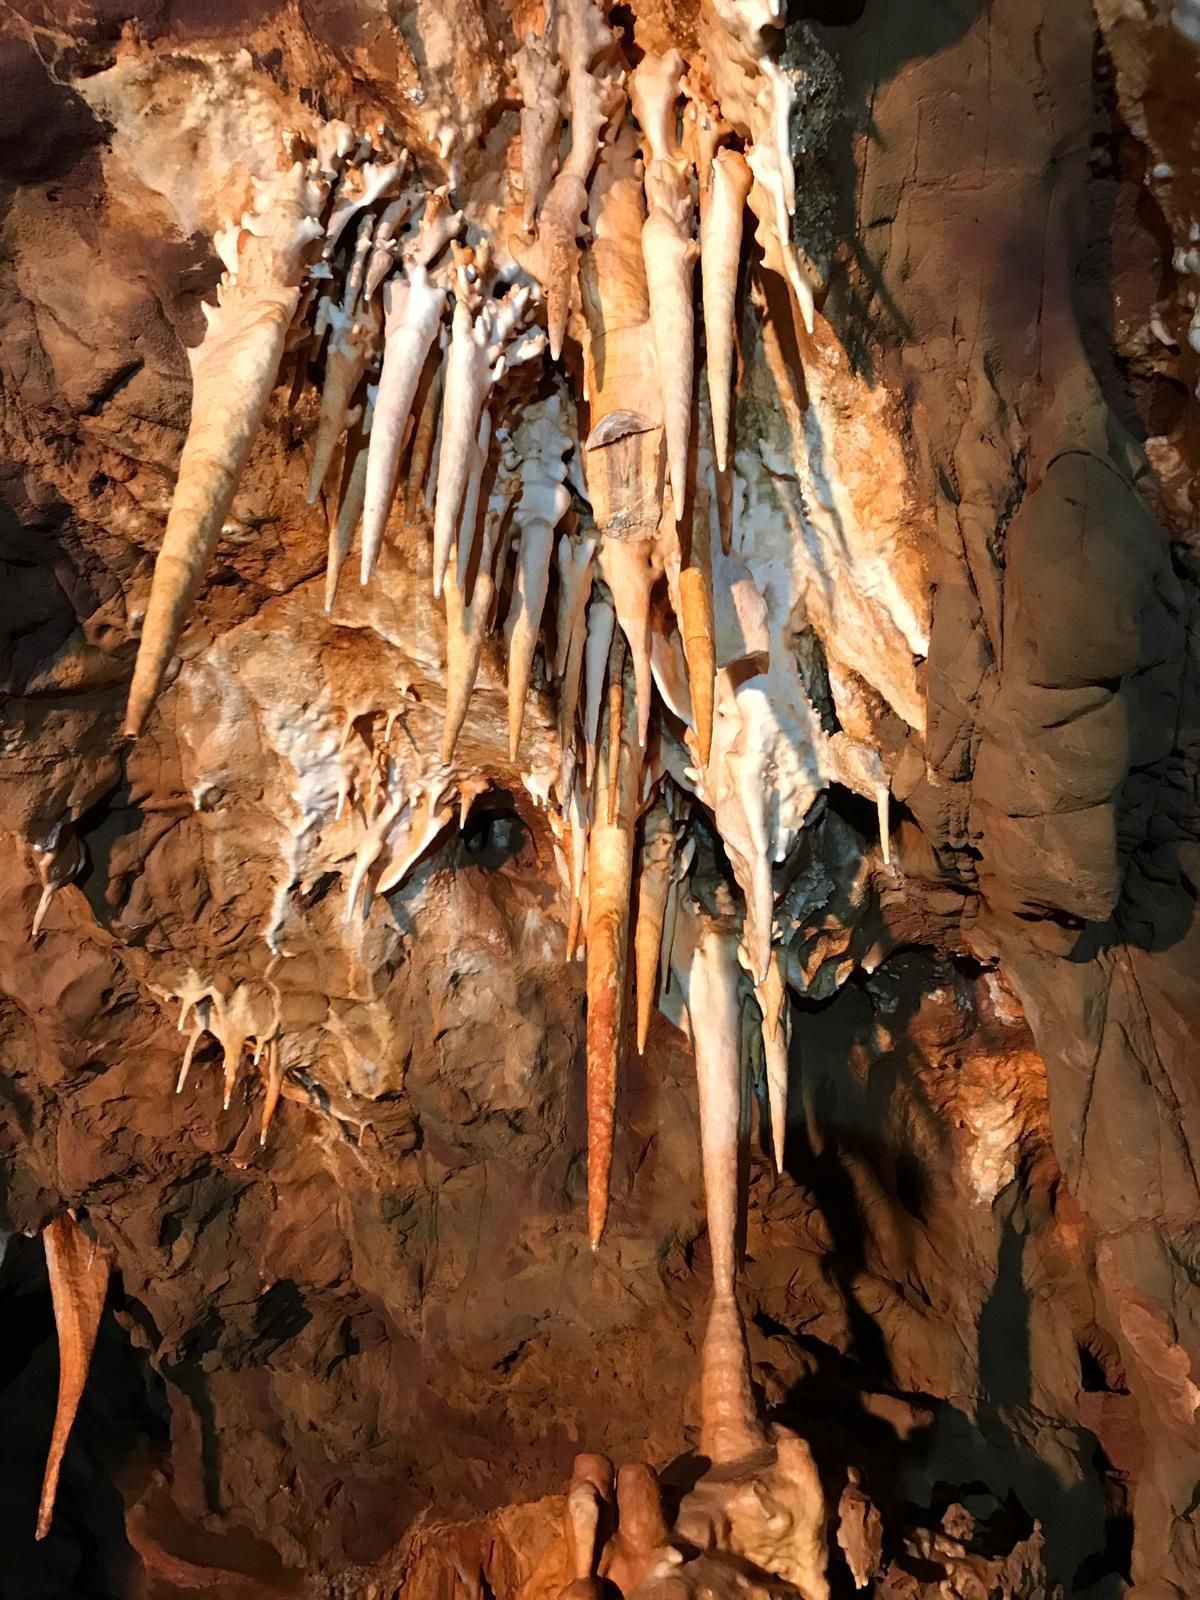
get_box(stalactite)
[680,439,717,764]
[431,285,535,598]
[580,128,665,543]
[584,645,639,1248]
[554,528,596,792]
[630,51,697,524]
[582,591,616,787]
[634,798,675,1053]
[324,392,373,612]
[504,398,573,758]
[307,213,379,504]
[361,264,448,583]
[124,162,325,736]
[598,537,658,750]
[755,948,789,1172]
[701,147,752,473]
[36,1213,111,1540]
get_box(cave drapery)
[1,0,1198,1596]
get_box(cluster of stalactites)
[120,13,890,1375]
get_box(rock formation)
[0,0,1197,1596]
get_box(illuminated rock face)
[0,0,1197,1596]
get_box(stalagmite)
[701,148,752,473]
[505,402,572,758]
[585,649,639,1248]
[360,265,446,583]
[634,799,675,1053]
[36,1213,111,1540]
[559,1453,612,1600]
[755,948,789,1171]
[837,1468,884,1591]
[689,916,768,1463]
[124,163,324,736]
[600,1465,674,1594]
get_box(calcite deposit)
[0,0,1198,1597]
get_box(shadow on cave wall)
[769,954,1131,1594]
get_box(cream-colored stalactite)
[755,947,789,1171]
[36,1214,111,1541]
[701,147,752,473]
[454,408,492,587]
[554,530,596,790]
[826,730,892,865]
[642,209,698,525]
[324,389,374,612]
[582,590,616,786]
[124,162,325,736]
[360,264,447,583]
[344,790,407,924]
[633,797,675,1053]
[307,214,379,504]
[442,455,521,762]
[29,823,84,941]
[631,51,697,524]
[376,786,456,895]
[705,671,825,984]
[504,406,572,758]
[598,536,659,750]
[687,915,769,1463]
[703,0,817,333]
[431,287,534,598]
